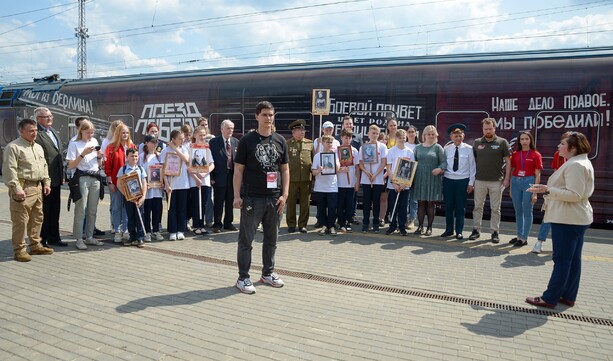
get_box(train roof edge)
[3,45,613,91]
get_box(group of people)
[4,106,594,305]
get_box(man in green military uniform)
[3,118,54,262]
[286,119,314,233]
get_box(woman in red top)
[104,123,136,242]
[509,131,543,247]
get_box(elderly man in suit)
[34,107,66,247]
[209,119,239,233]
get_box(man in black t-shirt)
[233,101,289,294]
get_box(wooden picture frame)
[148,164,163,189]
[118,172,143,202]
[163,152,182,177]
[320,152,337,175]
[190,144,209,172]
[361,143,379,164]
[338,145,353,167]
[392,158,418,188]
[312,88,330,115]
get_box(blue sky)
[1,0,612,84]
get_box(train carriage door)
[208,113,245,138]
[108,114,135,141]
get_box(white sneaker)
[236,278,256,294]
[177,232,185,240]
[75,239,88,250]
[122,231,130,240]
[85,238,104,246]
[257,224,264,233]
[144,233,152,242]
[153,232,164,241]
[260,272,284,288]
[186,224,193,232]
[406,219,415,230]
[169,233,177,241]
[114,233,123,243]
[532,240,543,254]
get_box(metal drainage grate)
[145,247,613,327]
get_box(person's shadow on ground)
[116,286,237,313]
[461,305,548,337]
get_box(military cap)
[447,123,467,135]
[289,119,306,130]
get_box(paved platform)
[0,183,612,360]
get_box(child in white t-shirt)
[337,129,360,232]
[385,129,415,236]
[312,135,340,236]
[358,125,388,233]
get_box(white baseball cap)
[322,121,334,129]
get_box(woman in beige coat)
[525,132,594,309]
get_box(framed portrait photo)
[361,143,379,164]
[163,152,182,177]
[312,88,330,115]
[190,144,209,172]
[148,163,163,189]
[338,145,353,167]
[392,158,418,188]
[320,152,337,175]
[118,172,143,202]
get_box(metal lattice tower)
[75,0,89,79]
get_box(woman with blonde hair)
[104,123,136,242]
[412,125,446,236]
[66,120,104,250]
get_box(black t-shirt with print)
[235,130,289,197]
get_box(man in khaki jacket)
[2,118,54,262]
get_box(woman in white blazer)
[525,132,594,309]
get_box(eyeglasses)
[37,115,52,119]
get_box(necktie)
[226,139,233,171]
[453,146,459,172]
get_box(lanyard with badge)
[518,150,530,177]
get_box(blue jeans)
[110,188,128,233]
[144,198,162,233]
[388,188,409,232]
[190,186,212,229]
[125,199,145,241]
[317,192,338,228]
[337,187,355,227]
[167,189,189,233]
[237,196,280,280]
[537,221,550,242]
[511,176,535,240]
[362,184,384,229]
[443,177,470,234]
[407,187,418,221]
[73,176,100,240]
[542,223,589,304]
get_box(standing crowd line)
[4,107,594,306]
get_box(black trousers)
[213,172,234,228]
[41,185,61,242]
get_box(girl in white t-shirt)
[188,126,215,235]
[66,120,104,250]
[140,135,165,241]
[337,129,360,232]
[160,129,190,241]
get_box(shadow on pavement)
[461,305,548,337]
[500,252,552,268]
[116,286,237,313]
